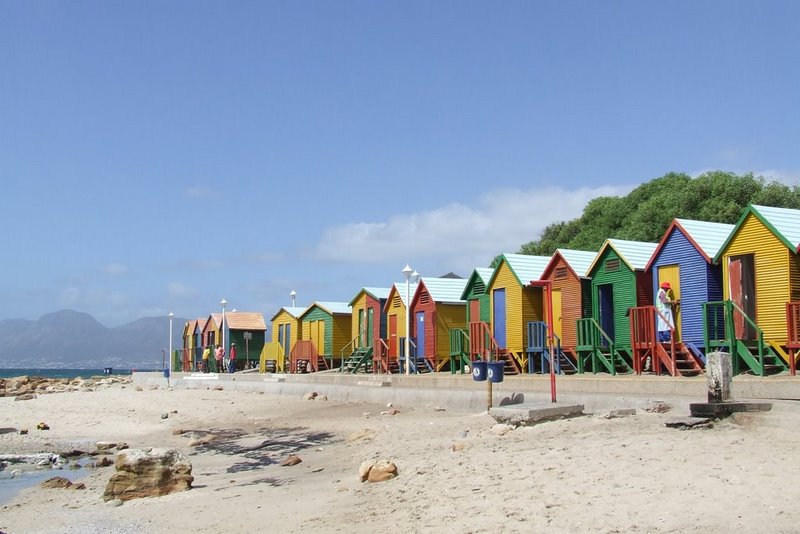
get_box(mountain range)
[0,310,186,369]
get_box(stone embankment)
[0,375,131,398]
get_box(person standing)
[202,345,211,373]
[214,345,224,373]
[656,281,675,342]
[228,342,237,373]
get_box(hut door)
[367,308,374,348]
[358,309,366,348]
[551,289,563,340]
[389,315,397,356]
[493,289,507,349]
[415,312,425,359]
[657,264,681,342]
[729,254,756,339]
[310,320,326,355]
[469,299,480,324]
[597,284,615,343]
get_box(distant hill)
[0,310,186,369]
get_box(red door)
[729,255,756,339]
[469,300,480,323]
[389,315,398,357]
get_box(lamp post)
[402,265,413,375]
[220,299,227,360]
[168,312,174,373]
[290,290,297,308]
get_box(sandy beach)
[1,377,798,534]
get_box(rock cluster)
[359,460,398,483]
[0,375,131,397]
[102,448,193,502]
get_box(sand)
[0,380,797,533]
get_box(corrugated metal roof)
[225,312,267,330]
[555,249,597,278]
[474,267,494,284]
[312,301,352,315]
[752,205,800,250]
[502,253,552,284]
[608,239,658,270]
[349,287,391,305]
[270,306,307,322]
[392,282,419,306]
[675,219,735,259]
[419,277,468,304]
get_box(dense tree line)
[518,171,800,256]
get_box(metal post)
[168,312,174,373]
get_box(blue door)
[598,284,615,343]
[416,312,425,359]
[493,289,507,349]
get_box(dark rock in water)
[102,448,193,502]
[41,476,75,489]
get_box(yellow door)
[551,288,563,340]
[657,264,681,341]
[310,320,326,355]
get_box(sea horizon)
[0,368,157,379]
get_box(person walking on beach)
[201,345,211,373]
[214,345,224,373]
[228,342,237,373]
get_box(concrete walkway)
[133,370,799,414]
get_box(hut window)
[554,267,569,280]
[420,293,430,304]
[605,259,620,272]
[393,296,402,308]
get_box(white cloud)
[312,185,633,273]
[184,186,219,198]
[753,169,800,186]
[103,263,128,276]
[168,282,198,298]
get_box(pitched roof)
[203,313,223,331]
[225,312,267,330]
[418,277,468,304]
[588,239,658,274]
[270,306,307,322]
[646,218,735,269]
[715,204,800,261]
[489,253,552,287]
[551,249,597,278]
[304,301,352,317]
[391,282,419,306]
[460,267,495,300]
[348,287,391,306]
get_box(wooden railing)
[703,300,780,375]
[373,338,391,373]
[290,340,318,373]
[786,302,800,375]
[629,305,676,375]
[448,328,470,374]
[469,321,500,361]
[259,341,285,373]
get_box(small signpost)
[243,331,252,368]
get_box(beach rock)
[96,441,117,451]
[41,476,84,490]
[102,448,193,502]
[367,460,398,483]
[451,442,467,452]
[14,393,37,401]
[280,455,302,466]
[36,422,50,431]
[303,391,318,400]
[107,498,124,507]
[95,456,114,468]
[172,429,186,435]
[491,424,515,436]
[135,386,143,392]
[161,413,169,419]
[358,461,373,482]
[646,401,672,414]
[605,409,637,419]
[116,442,129,450]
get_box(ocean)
[0,368,155,379]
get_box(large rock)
[102,448,193,502]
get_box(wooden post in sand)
[706,351,732,403]
[486,349,493,410]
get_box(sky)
[2,1,799,327]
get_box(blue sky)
[2,1,799,327]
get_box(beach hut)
[296,302,352,373]
[642,219,734,375]
[711,204,800,375]
[581,239,657,374]
[484,253,551,374]
[262,306,306,373]
[201,313,223,372]
[382,281,419,372]
[181,318,205,372]
[224,312,267,371]
[535,249,596,373]
[344,287,390,373]
[450,268,494,373]
[409,277,468,373]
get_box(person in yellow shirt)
[201,345,211,373]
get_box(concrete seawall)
[132,371,799,414]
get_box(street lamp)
[402,265,413,375]
[220,299,227,359]
[290,289,297,308]
[168,312,174,374]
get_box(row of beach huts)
[177,204,800,378]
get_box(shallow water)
[0,464,90,505]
